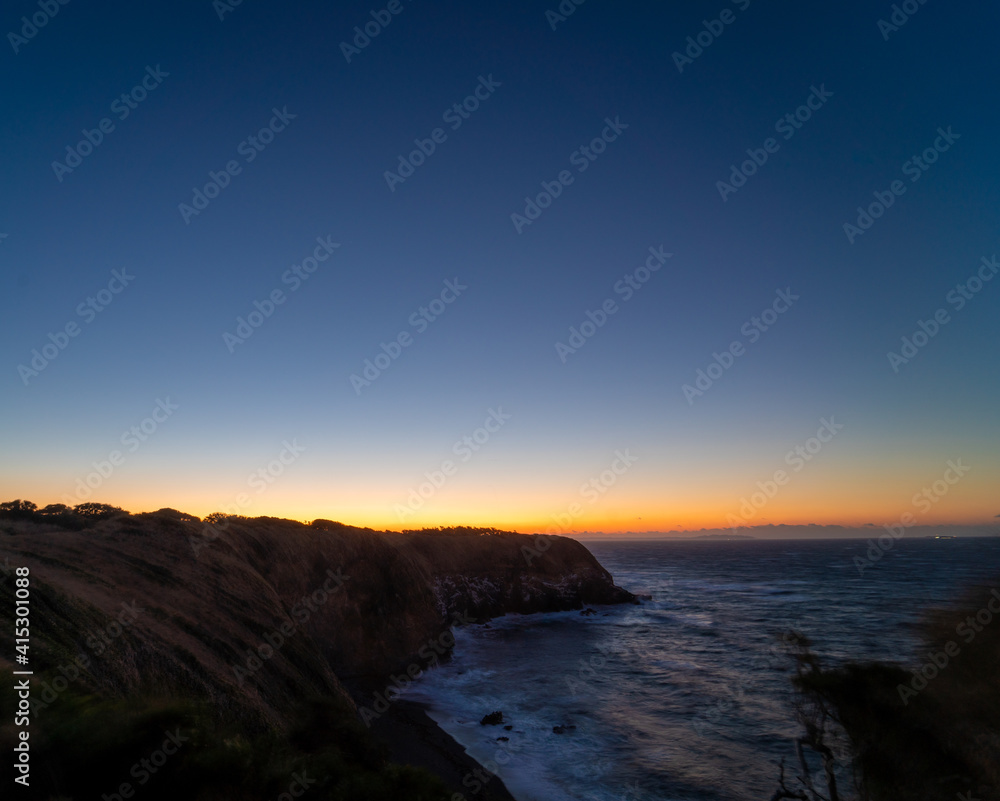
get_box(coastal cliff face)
[398,529,635,620]
[0,512,634,731]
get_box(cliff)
[0,509,635,731]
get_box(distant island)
[573,523,999,540]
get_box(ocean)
[406,537,1000,801]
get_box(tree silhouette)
[72,502,125,520]
[770,631,846,801]
[0,499,37,518]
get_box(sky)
[1,0,998,536]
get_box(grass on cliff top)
[0,670,451,801]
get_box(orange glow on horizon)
[6,489,996,536]
[5,455,997,536]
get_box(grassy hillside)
[0,502,633,799]
[0,671,453,800]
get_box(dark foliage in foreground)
[783,582,1000,801]
[0,670,450,801]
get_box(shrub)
[144,508,201,522]
[0,669,452,800]
[0,500,37,519]
[72,503,127,520]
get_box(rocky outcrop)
[397,530,636,620]
[0,512,634,731]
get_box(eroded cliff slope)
[0,510,634,730]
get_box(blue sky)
[2,0,998,532]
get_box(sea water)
[406,537,1000,801]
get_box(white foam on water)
[403,539,1000,800]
